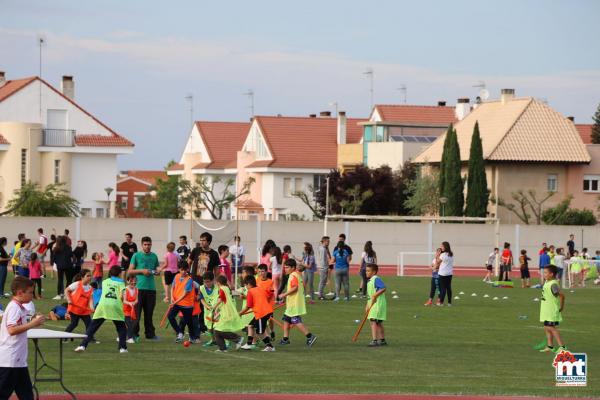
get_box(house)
[337,102,458,172]
[0,72,134,217]
[116,170,167,218]
[414,89,592,222]
[167,121,250,220]
[237,112,365,221]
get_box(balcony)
[43,129,76,147]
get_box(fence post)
[75,217,81,241]
[167,219,173,242]
[427,222,433,255]
[256,219,262,264]
[515,224,520,257]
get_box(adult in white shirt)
[435,241,454,306]
[229,235,245,274]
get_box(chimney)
[500,88,515,105]
[455,98,470,121]
[567,116,575,122]
[319,111,332,118]
[0,71,5,87]
[309,114,317,118]
[61,75,74,100]
[337,111,347,145]
[437,101,446,107]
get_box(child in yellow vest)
[212,275,245,352]
[278,259,317,347]
[534,265,567,353]
[365,263,387,347]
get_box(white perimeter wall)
[2,217,599,268]
[70,153,118,213]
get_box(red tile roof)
[168,163,184,171]
[119,170,167,186]
[192,162,211,169]
[0,76,134,148]
[373,104,457,125]
[576,124,593,144]
[0,133,9,145]
[237,199,263,209]
[252,116,367,169]
[196,121,250,169]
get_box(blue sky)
[1,0,599,169]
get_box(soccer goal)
[397,251,436,277]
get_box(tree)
[339,185,373,215]
[392,161,417,215]
[140,174,185,219]
[292,185,324,220]
[181,176,255,220]
[592,102,600,144]
[464,121,489,217]
[404,166,440,216]
[542,196,597,225]
[5,182,79,217]
[440,126,464,216]
[496,190,554,224]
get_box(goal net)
[397,251,436,277]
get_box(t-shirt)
[501,249,513,266]
[539,252,550,268]
[130,251,159,290]
[372,276,386,291]
[332,248,350,269]
[438,253,454,276]
[18,248,32,268]
[120,242,138,264]
[566,240,575,254]
[229,243,245,264]
[164,251,179,273]
[0,300,29,367]
[486,252,497,267]
[0,246,10,268]
[51,304,67,319]
[37,234,48,254]
[68,281,92,293]
[270,256,282,275]
[94,261,104,278]
[176,244,190,261]
[108,250,119,267]
[29,260,42,279]
[189,247,220,278]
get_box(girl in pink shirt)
[159,242,179,303]
[217,245,232,285]
[28,253,43,299]
[106,242,120,267]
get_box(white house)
[0,72,134,217]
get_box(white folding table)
[27,328,87,400]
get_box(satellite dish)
[479,89,490,101]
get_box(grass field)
[4,274,598,397]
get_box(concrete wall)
[70,153,117,216]
[2,217,599,268]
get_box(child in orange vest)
[123,274,139,343]
[168,262,200,343]
[256,264,275,340]
[239,275,275,351]
[65,269,95,340]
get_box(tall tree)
[404,166,440,216]
[181,176,255,220]
[592,102,600,144]
[438,124,453,198]
[141,174,185,219]
[464,121,489,217]
[440,126,464,216]
[5,182,80,217]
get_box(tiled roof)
[373,105,457,125]
[245,160,273,168]
[192,162,212,169]
[414,98,590,164]
[0,76,133,148]
[196,121,250,169]
[576,124,593,144]
[0,133,9,144]
[236,199,263,209]
[119,170,167,186]
[168,163,184,171]
[254,116,367,169]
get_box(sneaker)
[424,299,432,306]
[202,340,215,348]
[447,303,453,307]
[262,346,276,352]
[355,289,362,293]
[192,338,202,345]
[333,297,340,302]
[215,349,228,353]
[539,346,554,353]
[367,340,379,347]
[279,338,291,345]
[554,346,568,353]
[175,333,184,343]
[318,296,325,300]
[235,336,244,350]
[126,338,135,344]
[344,297,350,301]
[305,294,311,298]
[306,335,317,347]
[52,295,63,300]
[94,340,101,344]
[119,348,128,354]
[378,339,388,346]
[74,346,86,352]
[435,300,442,306]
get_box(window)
[134,195,142,209]
[583,175,600,193]
[294,178,302,193]
[96,208,105,218]
[376,126,385,142]
[313,174,326,194]
[21,149,27,186]
[81,208,91,217]
[120,196,129,210]
[547,174,558,192]
[283,178,292,197]
[54,160,61,183]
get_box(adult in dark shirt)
[64,229,72,247]
[188,232,219,282]
[53,235,74,299]
[72,240,88,275]
[338,233,353,262]
[566,234,575,257]
[177,235,191,261]
[120,233,138,271]
[0,237,10,297]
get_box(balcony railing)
[43,129,76,147]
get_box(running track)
[35,394,588,400]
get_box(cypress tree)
[592,102,600,144]
[441,126,464,216]
[465,121,489,217]
[438,124,453,198]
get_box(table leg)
[59,339,78,400]
[32,339,40,400]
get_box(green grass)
[7,274,599,397]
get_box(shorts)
[282,315,303,325]
[543,321,559,327]
[501,264,512,272]
[520,267,530,279]
[119,262,128,272]
[369,319,384,324]
[485,264,493,271]
[328,265,334,270]
[252,313,273,334]
[164,271,176,285]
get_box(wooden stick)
[160,305,172,328]
[352,301,376,342]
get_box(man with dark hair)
[338,233,353,263]
[566,234,575,257]
[188,232,219,282]
[120,233,138,272]
[128,236,159,340]
[64,229,72,247]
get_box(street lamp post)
[104,187,113,218]
[439,196,448,222]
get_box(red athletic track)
[32,394,588,400]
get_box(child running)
[239,275,275,352]
[278,259,317,347]
[75,265,128,353]
[212,275,245,352]
[123,274,139,343]
[65,270,95,337]
[534,265,567,353]
[167,262,200,344]
[365,263,387,347]
[484,247,498,283]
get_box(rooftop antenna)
[328,101,338,116]
[396,84,407,104]
[473,81,489,101]
[184,93,194,129]
[37,33,46,119]
[243,89,254,117]
[363,67,374,111]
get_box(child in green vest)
[569,250,582,288]
[212,275,245,352]
[199,271,219,346]
[365,263,387,347]
[75,266,128,353]
[278,259,317,347]
[535,265,566,353]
